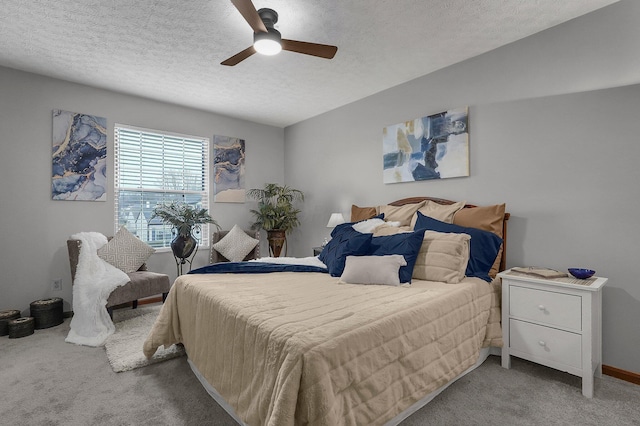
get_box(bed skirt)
[187,347,498,426]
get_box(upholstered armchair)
[67,239,171,318]
[210,228,260,263]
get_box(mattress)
[144,272,501,426]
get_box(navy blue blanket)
[189,262,329,275]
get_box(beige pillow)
[372,224,412,236]
[97,226,155,273]
[410,200,465,228]
[453,203,506,278]
[378,201,426,226]
[212,224,259,262]
[339,255,407,286]
[412,231,470,284]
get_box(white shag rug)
[105,305,185,373]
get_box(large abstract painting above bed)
[144,197,509,426]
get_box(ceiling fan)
[221,0,338,66]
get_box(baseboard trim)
[603,365,640,385]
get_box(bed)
[144,197,509,425]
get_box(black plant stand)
[174,244,198,276]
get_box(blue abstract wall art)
[52,110,108,201]
[383,107,469,184]
[213,134,246,203]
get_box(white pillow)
[97,226,155,273]
[339,255,407,286]
[352,218,385,233]
[412,231,470,284]
[353,219,401,234]
[213,225,259,262]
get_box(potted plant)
[151,201,220,262]
[247,183,305,257]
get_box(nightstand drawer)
[510,319,582,370]
[510,285,582,331]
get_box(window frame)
[113,124,211,251]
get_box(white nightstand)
[498,269,607,398]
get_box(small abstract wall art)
[213,135,246,203]
[383,107,469,184]
[52,110,108,201]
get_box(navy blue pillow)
[319,226,372,277]
[367,229,426,283]
[331,213,385,238]
[414,212,502,282]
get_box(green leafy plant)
[247,183,305,233]
[151,201,220,237]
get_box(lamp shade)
[326,213,345,228]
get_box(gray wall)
[0,66,284,313]
[284,0,640,374]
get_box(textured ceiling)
[0,0,618,127]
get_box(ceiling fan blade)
[230,0,267,33]
[221,46,257,66]
[281,39,338,59]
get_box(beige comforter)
[144,272,502,426]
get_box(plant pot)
[171,233,197,261]
[267,229,287,257]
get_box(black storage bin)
[8,317,34,338]
[0,309,22,336]
[30,298,64,329]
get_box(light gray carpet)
[1,304,638,425]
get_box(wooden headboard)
[389,197,510,272]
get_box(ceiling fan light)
[254,39,281,55]
[254,29,282,55]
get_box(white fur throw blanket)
[65,232,129,347]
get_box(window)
[114,124,210,249]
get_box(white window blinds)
[114,124,210,249]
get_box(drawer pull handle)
[538,340,546,347]
[538,305,546,311]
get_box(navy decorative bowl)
[568,268,595,279]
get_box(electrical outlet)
[52,279,63,292]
